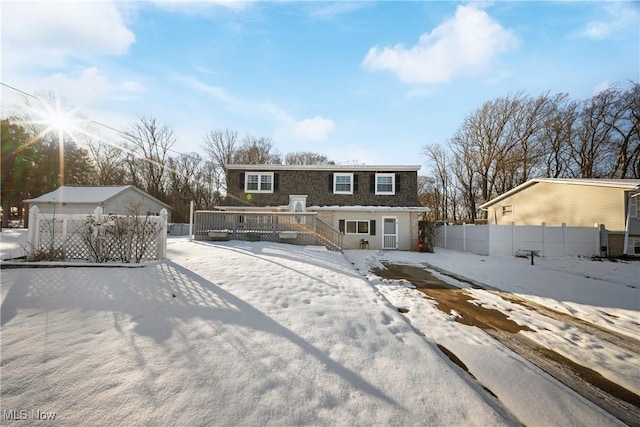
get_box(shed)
[24,185,172,221]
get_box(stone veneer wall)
[226,169,421,207]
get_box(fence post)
[158,209,168,259]
[511,221,516,256]
[462,222,467,252]
[27,206,40,255]
[541,222,546,257]
[562,223,567,256]
[488,221,493,256]
[189,201,194,241]
[443,222,447,249]
[594,223,600,257]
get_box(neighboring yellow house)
[480,178,640,257]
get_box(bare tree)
[202,128,239,192]
[602,83,640,178]
[192,160,223,209]
[166,152,200,222]
[123,116,176,200]
[425,83,639,222]
[449,132,481,222]
[417,176,438,221]
[447,94,524,220]
[87,138,128,185]
[505,93,556,185]
[539,95,578,178]
[234,135,281,164]
[571,88,620,178]
[284,151,332,165]
[423,144,452,221]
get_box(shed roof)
[480,178,640,209]
[24,185,172,210]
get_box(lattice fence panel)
[27,207,167,263]
[65,219,92,260]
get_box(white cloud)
[63,68,146,102]
[150,0,251,13]
[577,3,639,40]
[362,4,519,84]
[294,116,336,140]
[120,80,147,94]
[581,21,612,39]
[175,75,295,124]
[307,2,373,19]
[177,76,336,143]
[3,2,134,59]
[593,80,612,95]
[4,67,146,114]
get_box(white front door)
[382,216,398,249]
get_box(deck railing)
[193,211,343,251]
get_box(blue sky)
[2,1,638,170]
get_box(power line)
[0,81,202,159]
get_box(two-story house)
[211,164,428,250]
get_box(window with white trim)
[346,220,370,234]
[339,219,376,235]
[375,173,395,195]
[334,173,353,194]
[245,172,274,193]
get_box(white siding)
[29,188,171,221]
[328,211,413,250]
[105,189,168,219]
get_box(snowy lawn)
[2,237,507,426]
[1,233,636,426]
[0,229,28,261]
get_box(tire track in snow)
[374,262,640,426]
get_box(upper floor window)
[502,205,513,216]
[375,173,395,195]
[334,173,353,194]
[245,172,274,193]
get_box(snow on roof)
[215,205,429,212]
[309,205,429,212]
[24,186,132,204]
[226,164,422,172]
[480,178,640,208]
[24,186,172,210]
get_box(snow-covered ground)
[1,230,638,426]
[345,248,639,426]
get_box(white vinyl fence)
[435,222,602,257]
[168,223,190,236]
[27,206,168,262]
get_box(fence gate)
[382,216,398,249]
